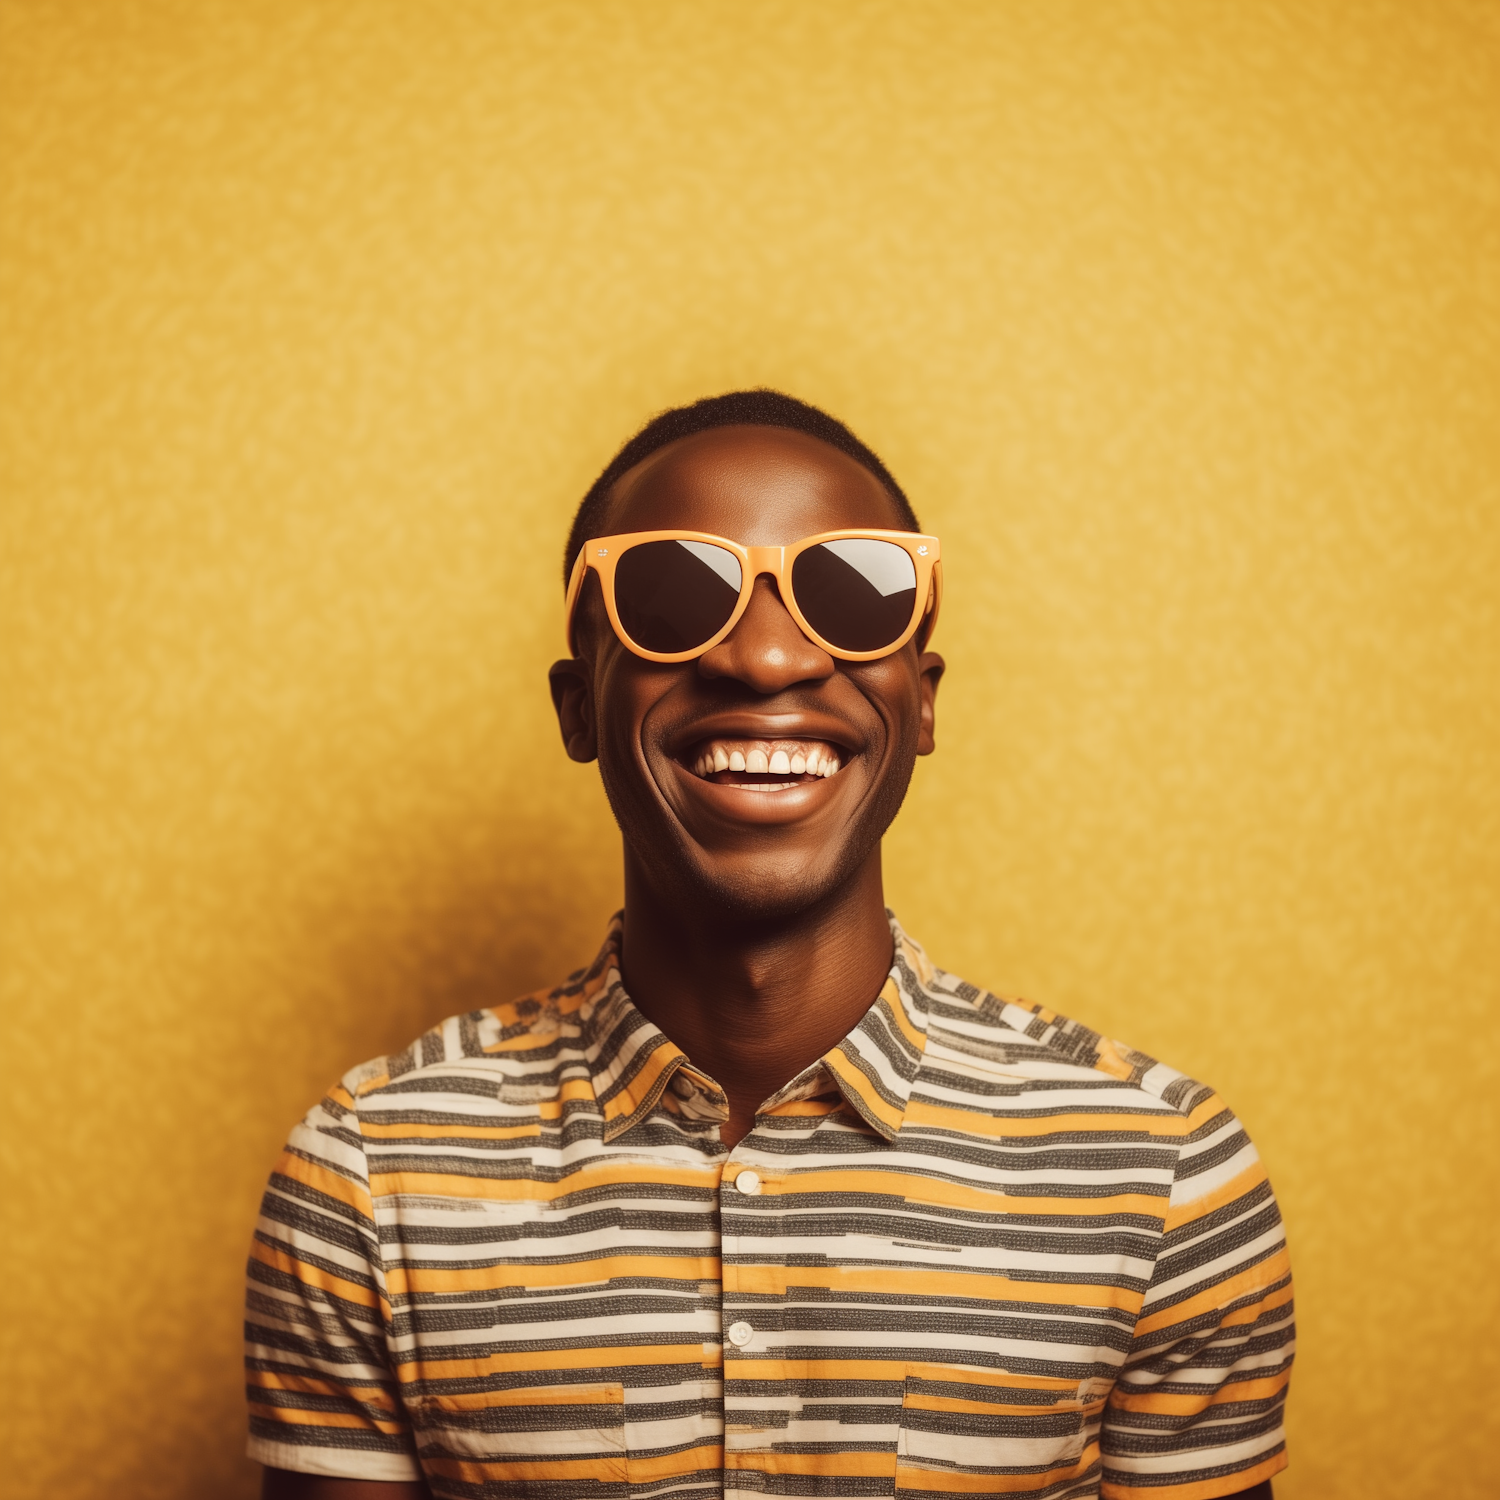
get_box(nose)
[697,575,835,694]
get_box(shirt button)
[727,1321,754,1347]
[733,1169,761,1196]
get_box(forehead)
[602,425,908,546]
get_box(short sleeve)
[1102,1087,1295,1499]
[244,1073,424,1482]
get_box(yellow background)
[2,3,1497,1496]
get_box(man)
[247,390,1293,1500]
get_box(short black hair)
[564,389,919,585]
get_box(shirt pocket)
[896,1368,1106,1492]
[407,1381,629,1492]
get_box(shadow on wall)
[285,792,621,1099]
[192,792,621,1500]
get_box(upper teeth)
[690,740,843,781]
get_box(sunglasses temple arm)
[563,554,591,655]
[919,563,943,648]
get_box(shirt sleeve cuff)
[247,1433,424,1484]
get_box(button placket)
[721,1160,765,1355]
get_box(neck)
[618,848,894,1149]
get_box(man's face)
[550,424,945,924]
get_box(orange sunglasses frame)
[565,528,942,663]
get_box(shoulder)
[329,960,606,1113]
[917,962,1226,1127]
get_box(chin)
[676,845,875,928]
[609,768,908,930]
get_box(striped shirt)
[246,915,1293,1498]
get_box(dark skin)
[262,426,1271,1500]
[552,425,944,1145]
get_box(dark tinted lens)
[614,539,743,654]
[792,539,918,652]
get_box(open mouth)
[682,738,846,791]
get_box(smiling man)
[247,391,1293,1500]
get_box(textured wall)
[2,3,1497,1496]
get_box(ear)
[549,657,598,763]
[915,650,945,756]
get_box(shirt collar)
[576,911,934,1143]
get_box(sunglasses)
[565,528,942,663]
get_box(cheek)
[593,670,643,774]
[849,661,923,755]
[591,655,671,784]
